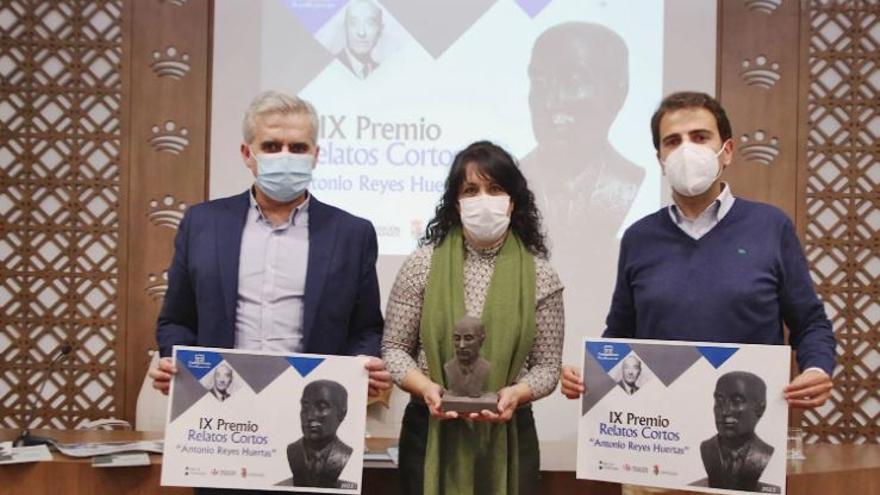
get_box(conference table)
[0,429,877,494]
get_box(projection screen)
[210,0,716,469]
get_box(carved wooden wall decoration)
[124,0,210,422]
[0,0,125,428]
[800,1,879,444]
[720,1,879,443]
[0,0,210,428]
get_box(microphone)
[14,343,73,447]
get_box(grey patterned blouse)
[381,241,565,401]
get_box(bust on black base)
[441,316,498,414]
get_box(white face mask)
[661,141,728,197]
[459,194,511,244]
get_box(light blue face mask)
[252,150,314,203]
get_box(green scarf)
[420,227,537,495]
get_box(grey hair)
[241,90,319,144]
[345,0,384,23]
[622,355,641,370]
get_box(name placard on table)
[162,346,368,493]
[577,338,789,495]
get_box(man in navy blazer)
[150,91,391,406]
[154,190,382,355]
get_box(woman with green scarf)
[382,141,564,495]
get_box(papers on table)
[51,439,163,458]
[0,445,53,465]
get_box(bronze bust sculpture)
[441,316,497,413]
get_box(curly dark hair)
[421,141,549,258]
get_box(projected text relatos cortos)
[310,174,445,195]
[315,114,455,168]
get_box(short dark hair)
[650,91,732,150]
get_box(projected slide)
[255,0,663,256]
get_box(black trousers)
[398,401,540,495]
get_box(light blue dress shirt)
[234,191,310,352]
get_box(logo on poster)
[184,465,207,477]
[598,345,619,360]
[188,354,213,369]
[623,463,649,474]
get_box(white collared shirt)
[343,47,374,78]
[234,191,310,352]
[668,183,736,240]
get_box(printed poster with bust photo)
[577,338,790,495]
[161,346,368,493]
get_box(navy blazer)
[156,191,383,358]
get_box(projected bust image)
[337,0,383,79]
[521,22,644,237]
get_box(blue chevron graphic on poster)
[287,356,325,377]
[697,346,739,369]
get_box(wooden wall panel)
[0,0,209,428]
[718,0,802,218]
[720,0,880,444]
[0,0,127,429]
[797,1,880,444]
[123,0,210,422]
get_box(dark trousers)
[398,401,540,495]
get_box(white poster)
[162,346,368,493]
[577,338,790,495]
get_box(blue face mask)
[252,150,314,203]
